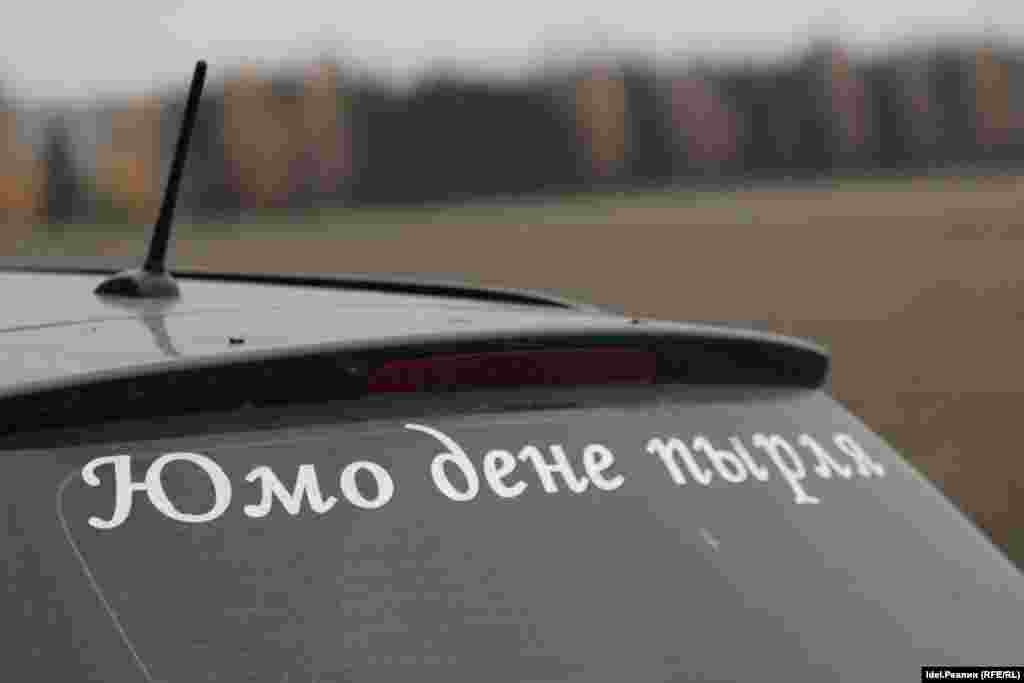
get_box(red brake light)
[366,348,657,393]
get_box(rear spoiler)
[0,321,828,443]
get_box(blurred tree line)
[4,39,1024,225]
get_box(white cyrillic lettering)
[82,454,147,530]
[752,434,820,504]
[692,436,748,483]
[729,437,771,481]
[145,452,233,523]
[339,461,394,509]
[483,449,527,498]
[406,423,480,502]
[798,434,853,479]
[244,464,336,517]
[645,437,713,486]
[518,444,589,494]
[84,453,233,528]
[582,444,625,491]
[833,434,886,478]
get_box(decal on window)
[78,427,887,529]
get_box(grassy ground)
[5,174,1024,565]
[12,174,1003,246]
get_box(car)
[2,61,1022,683]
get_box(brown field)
[5,176,1024,558]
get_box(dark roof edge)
[0,258,614,313]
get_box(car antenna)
[95,60,207,298]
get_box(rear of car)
[2,270,1022,682]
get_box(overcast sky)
[4,0,1024,100]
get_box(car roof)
[0,265,599,383]
[0,263,828,402]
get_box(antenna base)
[94,268,181,298]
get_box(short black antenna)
[95,60,207,298]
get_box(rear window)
[3,384,1023,682]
